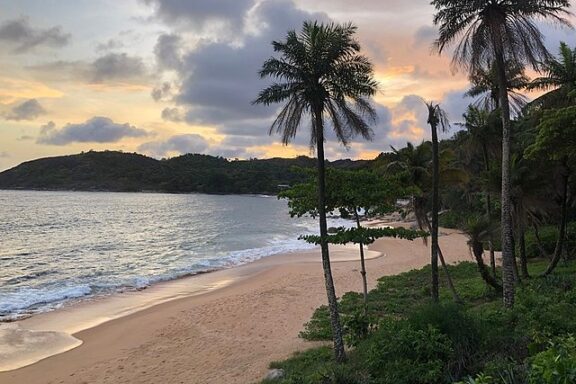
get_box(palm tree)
[432,0,572,308]
[425,101,450,302]
[465,60,530,114]
[388,142,463,303]
[528,42,576,108]
[253,21,377,363]
[461,106,501,276]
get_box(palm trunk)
[314,109,346,363]
[431,120,440,303]
[519,222,529,279]
[471,239,503,291]
[494,44,515,308]
[482,143,497,276]
[354,210,368,313]
[424,216,461,303]
[542,157,570,276]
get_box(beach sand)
[0,225,476,384]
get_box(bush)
[524,222,576,259]
[529,335,576,384]
[357,319,453,384]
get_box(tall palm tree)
[528,42,576,108]
[253,21,377,363]
[462,106,501,275]
[465,60,530,114]
[388,142,463,303]
[425,101,450,302]
[432,0,572,308]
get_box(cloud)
[154,34,183,71]
[37,117,149,145]
[89,53,147,83]
[0,151,9,158]
[28,53,149,85]
[159,0,327,129]
[161,107,184,122]
[0,17,70,53]
[142,0,256,35]
[96,38,125,52]
[4,99,47,121]
[17,135,34,141]
[413,25,437,48]
[138,134,209,157]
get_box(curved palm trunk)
[471,240,503,291]
[431,121,440,303]
[494,40,516,308]
[542,157,570,276]
[354,210,368,313]
[314,111,346,363]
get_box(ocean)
[0,190,351,321]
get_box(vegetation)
[263,261,576,384]
[254,21,378,362]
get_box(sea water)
[0,190,351,321]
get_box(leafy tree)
[431,0,572,308]
[254,21,378,362]
[280,168,403,309]
[526,106,576,275]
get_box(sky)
[0,0,575,170]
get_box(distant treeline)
[0,151,379,194]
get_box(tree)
[528,42,576,109]
[432,0,572,308]
[254,21,378,362]
[280,168,401,310]
[465,60,530,114]
[526,106,576,275]
[388,142,465,303]
[461,106,502,276]
[425,101,450,302]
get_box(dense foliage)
[0,151,370,194]
[264,261,576,384]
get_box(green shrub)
[357,319,453,384]
[529,335,576,384]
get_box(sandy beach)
[0,225,475,384]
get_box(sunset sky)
[1,0,574,170]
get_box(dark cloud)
[164,0,328,128]
[138,134,209,157]
[17,135,34,141]
[152,82,173,101]
[142,0,255,34]
[89,53,147,83]
[154,34,183,71]
[161,107,184,122]
[37,117,149,145]
[0,17,70,53]
[28,53,149,85]
[4,99,47,121]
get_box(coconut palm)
[253,21,377,362]
[465,60,530,114]
[528,42,576,108]
[432,0,572,308]
[425,101,450,302]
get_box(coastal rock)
[264,368,285,380]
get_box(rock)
[264,368,285,380]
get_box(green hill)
[0,151,373,194]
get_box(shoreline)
[0,243,381,372]
[0,225,475,384]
